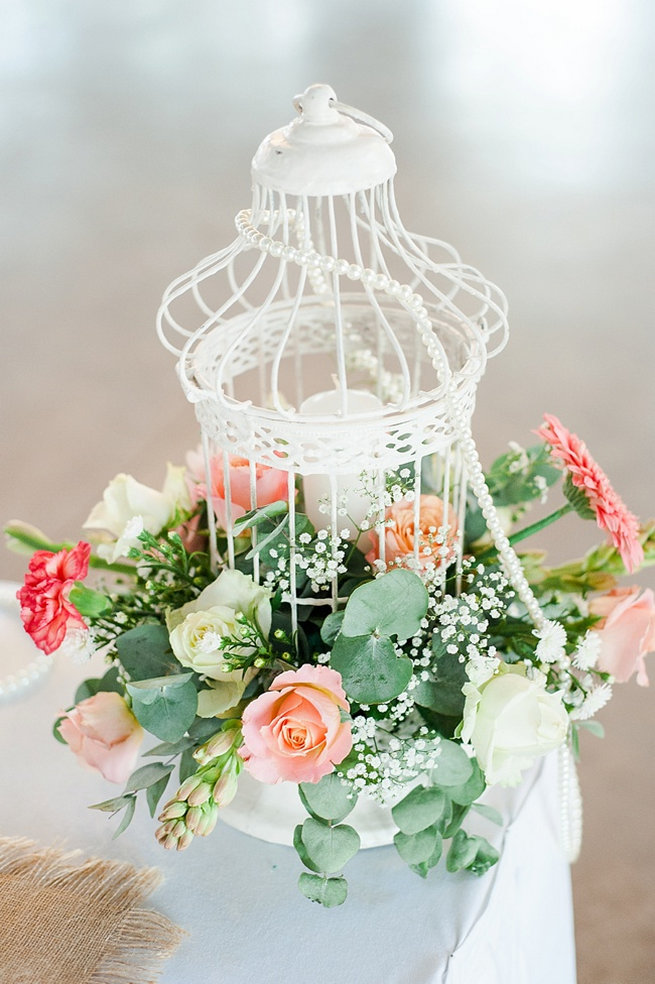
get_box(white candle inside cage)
[299,387,382,539]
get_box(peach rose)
[240,665,353,784]
[365,494,458,569]
[186,449,289,530]
[589,586,655,686]
[59,691,144,783]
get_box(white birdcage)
[157,83,546,639]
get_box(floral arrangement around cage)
[6,413,654,907]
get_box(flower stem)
[476,503,573,560]
[5,525,135,576]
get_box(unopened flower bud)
[187,781,212,806]
[194,730,235,764]
[176,774,204,801]
[186,802,218,838]
[158,800,187,822]
[212,770,238,807]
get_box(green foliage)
[69,582,112,617]
[412,634,467,717]
[429,740,474,787]
[340,568,429,641]
[394,825,441,865]
[74,666,123,704]
[295,818,360,874]
[115,624,183,681]
[391,786,448,836]
[330,633,413,704]
[233,500,289,534]
[329,569,428,704]
[320,611,345,646]
[446,830,499,876]
[112,797,137,838]
[126,673,198,742]
[445,759,486,806]
[299,773,357,823]
[298,873,348,907]
[123,761,175,794]
[486,443,560,507]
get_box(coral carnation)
[536,414,643,573]
[17,541,91,654]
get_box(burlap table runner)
[0,837,184,984]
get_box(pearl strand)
[235,210,443,368]
[558,742,583,862]
[0,582,54,701]
[0,650,52,700]
[445,395,547,629]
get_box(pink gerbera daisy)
[535,413,643,573]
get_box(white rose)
[169,606,245,678]
[169,568,272,638]
[84,464,190,561]
[460,664,568,786]
[167,569,272,716]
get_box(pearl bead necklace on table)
[0,581,53,701]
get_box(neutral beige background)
[2,2,654,980]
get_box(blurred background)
[2,1,654,980]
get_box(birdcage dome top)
[251,83,397,196]
[157,86,509,476]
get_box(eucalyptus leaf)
[233,499,289,533]
[127,675,198,742]
[147,773,172,817]
[409,835,444,878]
[299,773,357,823]
[123,761,174,793]
[430,740,474,787]
[144,736,195,757]
[330,633,413,704]
[445,758,486,806]
[245,515,289,559]
[112,796,137,839]
[394,825,440,865]
[298,819,360,874]
[446,829,499,875]
[298,873,348,907]
[116,624,182,681]
[179,747,198,784]
[391,785,447,836]
[320,611,345,646]
[340,568,429,641]
[471,803,503,826]
[446,829,479,872]
[442,801,470,839]
[74,666,123,704]
[90,795,135,813]
[293,824,321,873]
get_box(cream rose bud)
[169,569,272,639]
[84,464,190,562]
[461,664,568,786]
[170,606,248,676]
[167,569,272,714]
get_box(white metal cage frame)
[156,85,547,637]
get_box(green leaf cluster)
[90,760,176,835]
[329,569,428,704]
[115,624,198,743]
[295,774,360,907]
[390,754,498,879]
[486,444,560,507]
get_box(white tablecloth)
[0,589,576,983]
